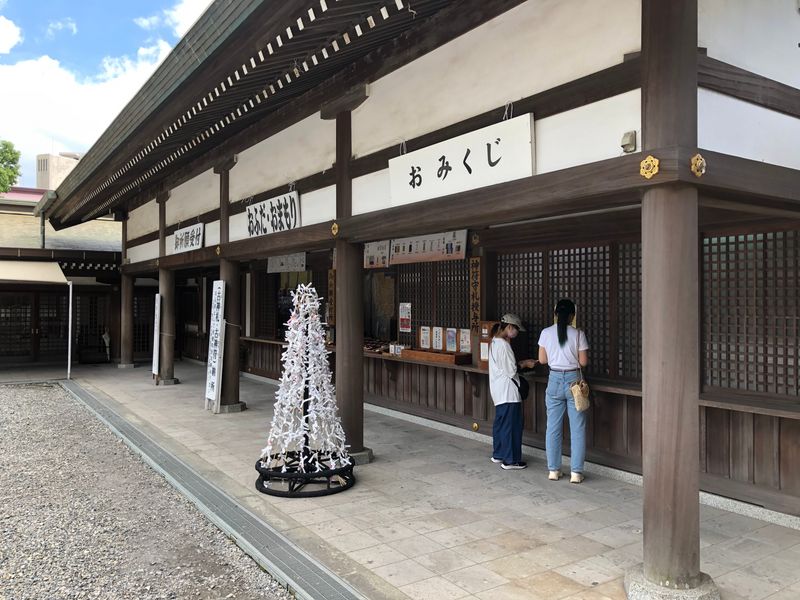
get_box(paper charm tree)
[255,283,355,497]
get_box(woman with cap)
[537,299,589,483]
[489,313,537,470]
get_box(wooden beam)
[698,55,800,119]
[343,150,677,242]
[699,197,800,219]
[692,149,800,205]
[336,112,352,219]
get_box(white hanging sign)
[152,293,161,376]
[389,230,467,265]
[389,113,535,206]
[245,191,301,237]
[205,280,226,411]
[173,223,204,254]
[363,240,391,269]
[267,252,306,273]
[399,303,412,333]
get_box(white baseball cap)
[501,313,526,332]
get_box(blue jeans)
[545,370,587,473]
[492,402,522,464]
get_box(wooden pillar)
[214,157,245,411]
[333,110,368,457]
[119,274,134,367]
[157,191,178,384]
[335,239,364,453]
[219,258,241,407]
[629,1,718,597]
[119,215,135,368]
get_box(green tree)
[0,140,22,193]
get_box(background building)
[36,152,81,190]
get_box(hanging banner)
[364,240,391,269]
[389,230,467,265]
[205,280,226,411]
[152,293,161,376]
[173,223,204,254]
[388,113,535,206]
[245,191,301,237]
[267,252,306,273]
[399,303,412,333]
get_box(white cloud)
[46,18,78,39]
[135,0,212,38]
[0,16,23,54]
[164,0,212,37]
[133,15,161,31]
[0,42,172,187]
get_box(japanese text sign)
[388,113,535,206]
[205,280,226,410]
[245,191,301,238]
[173,223,204,254]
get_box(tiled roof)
[0,213,120,252]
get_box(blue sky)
[0,0,212,186]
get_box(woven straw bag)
[568,331,590,412]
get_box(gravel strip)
[0,383,294,600]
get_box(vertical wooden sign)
[469,257,481,333]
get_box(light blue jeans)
[545,370,587,473]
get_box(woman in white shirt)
[489,313,537,470]
[537,299,589,483]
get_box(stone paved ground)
[0,382,292,600]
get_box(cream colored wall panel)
[352,0,640,158]
[165,234,175,255]
[205,220,220,247]
[300,185,336,225]
[127,199,158,240]
[127,240,158,264]
[230,113,335,202]
[229,212,249,243]
[536,90,641,174]
[699,89,800,170]
[699,0,799,88]
[166,169,218,226]
[352,170,391,216]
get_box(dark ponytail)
[490,322,501,337]
[555,298,575,347]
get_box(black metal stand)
[255,387,356,498]
[254,451,355,498]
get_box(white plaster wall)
[230,212,249,243]
[300,185,335,225]
[166,169,218,226]
[165,233,175,255]
[127,199,158,239]
[127,239,159,263]
[536,90,641,174]
[353,169,391,216]
[230,113,336,202]
[205,220,220,246]
[699,0,800,88]
[699,89,800,170]
[352,0,641,158]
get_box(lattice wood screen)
[132,293,154,354]
[618,242,642,380]
[703,231,799,397]
[548,246,610,377]
[397,260,468,347]
[497,252,544,358]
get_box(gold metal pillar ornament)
[472,422,479,432]
[639,155,660,180]
[690,153,707,178]
[331,222,339,236]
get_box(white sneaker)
[548,470,562,481]
[570,472,585,484]
[490,457,503,464]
